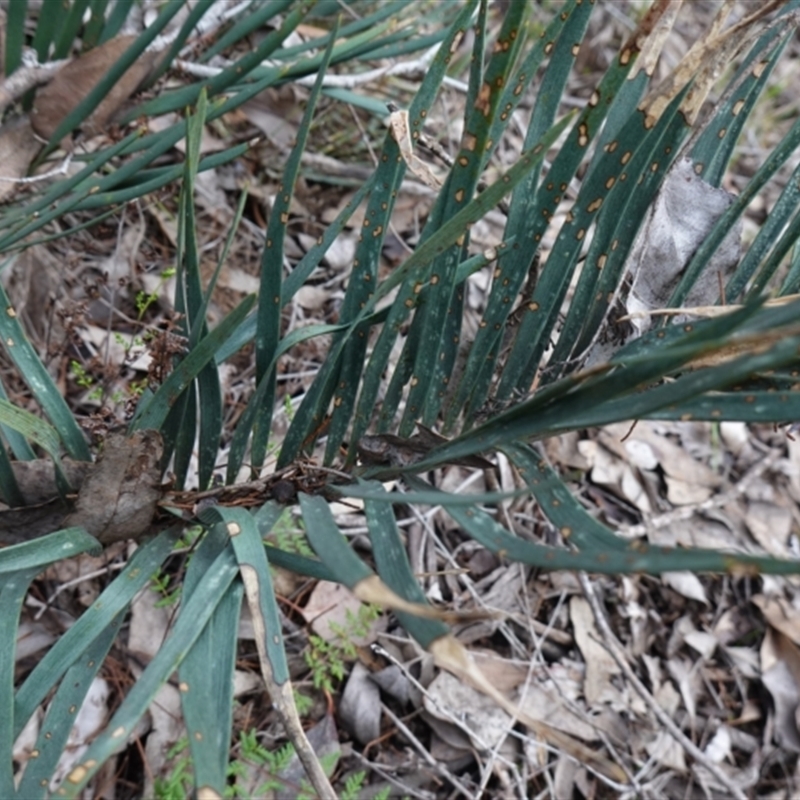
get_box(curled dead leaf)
[64,429,163,544]
[31,35,159,141]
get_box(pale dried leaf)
[646,730,687,772]
[745,501,793,557]
[12,707,42,774]
[666,657,701,723]
[683,629,718,660]
[339,662,381,745]
[704,725,732,764]
[241,87,303,150]
[128,581,172,663]
[388,107,442,190]
[142,683,186,799]
[753,594,800,647]
[50,678,110,791]
[570,596,622,706]
[98,216,144,284]
[424,670,510,751]
[662,571,709,605]
[760,629,800,752]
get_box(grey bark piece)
[627,156,741,336]
[585,156,742,366]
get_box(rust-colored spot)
[732,99,745,116]
[605,176,616,190]
[6,307,15,317]
[651,161,659,172]
[578,122,589,147]
[694,162,704,174]
[597,253,607,269]
[620,48,631,65]
[528,301,539,311]
[620,151,632,165]
[475,82,492,116]
[280,213,289,224]
[514,83,524,96]
[606,140,618,153]
[561,526,572,537]
[431,275,439,285]
[544,41,554,55]
[373,225,383,237]
[576,228,585,241]
[589,90,600,107]
[455,188,465,203]
[410,376,419,387]
[463,132,478,152]
[718,128,726,139]
[753,60,767,78]
[644,113,656,130]
[67,765,90,784]
[745,395,755,403]
[587,197,603,213]
[458,155,469,167]
[571,43,579,56]
[611,239,619,251]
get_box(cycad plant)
[3,0,800,796]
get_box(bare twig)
[239,562,337,800]
[380,702,476,799]
[0,53,68,115]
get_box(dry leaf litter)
[5,1,800,798]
